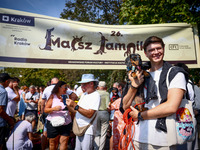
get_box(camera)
[30,97,33,100]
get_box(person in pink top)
[109,98,126,150]
[44,81,73,150]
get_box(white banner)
[0,8,199,69]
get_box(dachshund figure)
[39,28,54,50]
[94,32,108,55]
[125,54,149,78]
[124,53,150,112]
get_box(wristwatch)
[74,105,79,111]
[137,112,144,121]
[130,84,138,89]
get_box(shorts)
[0,126,7,145]
[47,120,72,138]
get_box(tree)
[0,68,65,87]
[59,0,126,89]
[0,67,126,90]
[119,0,200,83]
[60,69,126,89]
[4,0,199,89]
[119,0,200,27]
[60,0,122,24]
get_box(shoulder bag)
[166,67,196,145]
[50,116,66,127]
[72,113,97,136]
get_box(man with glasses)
[121,36,188,149]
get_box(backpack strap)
[166,67,173,88]
[166,67,190,100]
[188,80,196,99]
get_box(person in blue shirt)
[0,73,15,150]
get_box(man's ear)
[5,80,10,87]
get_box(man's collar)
[84,90,96,95]
[0,84,4,88]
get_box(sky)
[0,0,66,18]
[0,0,66,69]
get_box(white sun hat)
[78,74,98,83]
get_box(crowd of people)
[0,36,200,150]
[0,72,126,150]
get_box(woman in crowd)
[38,86,45,114]
[18,85,29,120]
[6,112,40,150]
[109,97,126,150]
[44,81,72,150]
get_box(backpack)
[193,84,200,111]
[192,84,200,124]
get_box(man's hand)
[128,70,144,88]
[129,106,139,121]
[13,83,19,90]
[66,99,77,108]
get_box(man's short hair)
[51,77,59,84]
[25,112,36,122]
[143,36,165,52]
[113,82,119,88]
[98,81,106,87]
[11,77,20,83]
[0,73,13,83]
[29,85,35,89]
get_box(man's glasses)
[147,47,163,53]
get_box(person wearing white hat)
[66,74,101,150]
[94,81,110,150]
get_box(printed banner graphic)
[0,8,199,69]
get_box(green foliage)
[119,0,200,27]
[0,68,65,87]
[60,69,126,89]
[59,0,126,89]
[0,68,126,89]
[119,0,200,84]
[60,0,122,24]
[189,68,200,85]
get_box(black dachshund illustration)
[94,32,108,55]
[39,28,54,50]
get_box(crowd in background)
[0,72,129,150]
[0,70,200,150]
